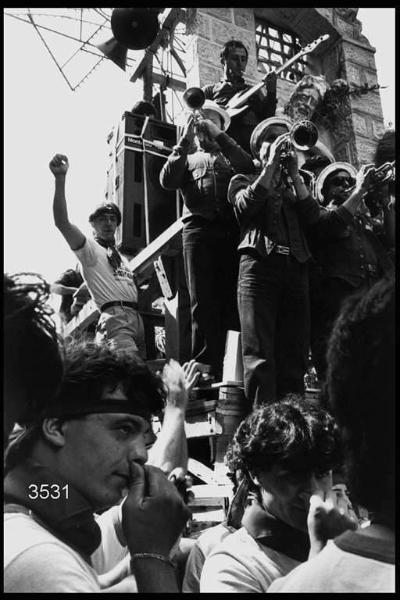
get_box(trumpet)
[368,161,395,187]
[280,120,319,164]
[344,161,396,195]
[182,86,206,124]
[344,161,396,215]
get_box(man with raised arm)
[49,154,145,358]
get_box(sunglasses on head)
[329,176,355,187]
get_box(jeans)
[238,251,310,406]
[95,306,146,361]
[182,216,240,377]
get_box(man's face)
[56,384,155,511]
[257,464,331,532]
[92,213,118,241]
[259,125,289,165]
[288,86,321,122]
[323,170,355,206]
[223,47,248,80]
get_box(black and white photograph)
[4,7,395,593]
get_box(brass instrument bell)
[291,120,319,151]
[182,87,206,112]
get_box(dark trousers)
[238,251,310,406]
[182,216,240,378]
[310,276,377,384]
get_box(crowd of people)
[4,37,395,593]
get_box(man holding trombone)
[160,97,254,381]
[228,116,321,407]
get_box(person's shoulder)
[4,514,99,592]
[208,526,259,560]
[195,522,235,555]
[230,172,258,186]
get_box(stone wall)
[183,7,386,168]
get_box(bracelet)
[130,553,174,568]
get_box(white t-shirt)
[4,505,136,593]
[74,237,137,310]
[200,526,300,593]
[267,531,395,593]
[182,522,235,593]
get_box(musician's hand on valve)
[285,148,300,180]
[355,163,375,195]
[267,132,291,168]
[198,119,222,140]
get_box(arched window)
[255,19,306,82]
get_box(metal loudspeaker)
[96,38,127,71]
[111,8,160,51]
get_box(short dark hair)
[89,203,122,226]
[4,273,63,431]
[220,40,248,63]
[131,100,157,117]
[326,276,395,521]
[225,395,342,479]
[43,339,166,422]
[5,340,166,471]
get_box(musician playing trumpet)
[160,100,254,380]
[228,116,321,407]
[307,155,395,384]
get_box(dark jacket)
[308,205,394,287]
[228,173,321,263]
[160,132,254,223]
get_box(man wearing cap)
[49,154,145,358]
[160,101,254,380]
[228,116,321,406]
[203,40,277,154]
[307,161,394,383]
[4,341,191,593]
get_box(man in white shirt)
[50,154,145,357]
[4,341,191,593]
[200,395,347,592]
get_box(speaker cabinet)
[107,112,180,255]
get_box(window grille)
[255,19,307,82]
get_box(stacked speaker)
[106,112,181,254]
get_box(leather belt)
[274,245,290,256]
[101,301,138,312]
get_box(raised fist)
[49,154,69,176]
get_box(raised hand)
[307,488,358,558]
[122,463,191,558]
[355,163,375,194]
[196,118,222,140]
[49,154,69,176]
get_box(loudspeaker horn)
[96,37,127,71]
[111,8,160,51]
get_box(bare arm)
[147,359,200,474]
[49,154,86,250]
[50,283,79,295]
